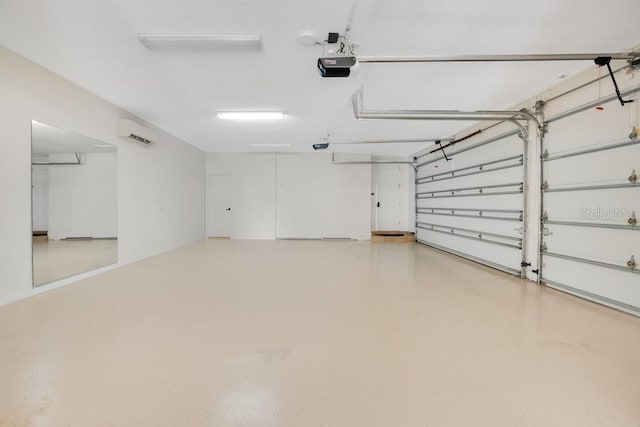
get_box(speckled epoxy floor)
[1,239,639,426]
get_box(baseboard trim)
[0,263,120,307]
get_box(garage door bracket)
[434,140,450,161]
[594,56,635,106]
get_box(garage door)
[415,126,528,278]
[540,95,640,314]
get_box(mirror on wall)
[31,121,118,287]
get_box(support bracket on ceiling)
[331,153,417,172]
[352,87,542,129]
[357,52,636,64]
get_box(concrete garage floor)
[1,239,639,426]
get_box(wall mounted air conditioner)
[117,118,157,146]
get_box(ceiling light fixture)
[297,32,318,46]
[217,112,285,121]
[138,33,262,50]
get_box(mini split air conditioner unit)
[117,118,157,146]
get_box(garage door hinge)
[542,211,549,222]
[521,261,531,268]
[540,242,548,252]
[629,127,638,141]
[627,255,636,270]
[541,149,549,160]
[628,212,637,226]
[540,123,549,137]
[541,180,549,191]
[628,169,637,184]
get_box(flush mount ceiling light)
[297,31,318,46]
[217,112,285,121]
[138,33,262,50]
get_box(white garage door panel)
[544,145,639,186]
[417,135,522,180]
[544,226,639,263]
[543,257,640,312]
[417,165,523,193]
[545,106,636,153]
[417,193,523,211]
[417,228,522,274]
[417,214,523,237]
[544,189,638,224]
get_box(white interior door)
[374,165,402,231]
[207,175,231,238]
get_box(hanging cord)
[594,56,634,106]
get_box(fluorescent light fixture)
[217,112,285,121]
[138,33,262,50]
[248,143,292,148]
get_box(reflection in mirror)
[31,121,118,287]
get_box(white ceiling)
[2,0,639,155]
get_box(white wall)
[206,153,277,240]
[276,153,371,240]
[206,152,372,240]
[0,45,206,305]
[48,152,118,239]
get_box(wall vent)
[117,118,157,146]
